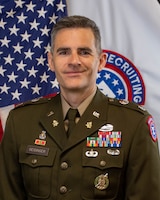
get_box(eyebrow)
[56,47,93,53]
[56,47,70,53]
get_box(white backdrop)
[67,0,160,146]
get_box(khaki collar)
[61,90,96,119]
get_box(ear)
[47,52,55,72]
[98,52,107,72]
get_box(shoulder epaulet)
[108,98,149,115]
[14,97,52,109]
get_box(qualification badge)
[94,173,109,190]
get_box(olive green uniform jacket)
[0,89,160,200]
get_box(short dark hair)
[50,15,102,54]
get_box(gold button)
[31,159,37,165]
[59,186,67,194]
[100,160,106,167]
[60,162,68,170]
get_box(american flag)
[0,0,67,140]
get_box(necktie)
[66,108,79,137]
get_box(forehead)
[54,28,95,45]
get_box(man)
[0,15,160,199]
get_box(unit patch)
[147,116,157,142]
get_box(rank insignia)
[86,122,92,129]
[35,139,46,146]
[52,120,59,127]
[94,173,109,190]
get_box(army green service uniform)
[0,89,160,199]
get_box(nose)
[69,52,81,65]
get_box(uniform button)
[59,186,67,194]
[31,159,38,165]
[100,160,106,167]
[60,162,69,170]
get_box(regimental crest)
[96,50,145,105]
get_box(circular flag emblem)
[96,50,145,105]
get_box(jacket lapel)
[39,94,67,149]
[39,90,109,151]
[63,90,109,151]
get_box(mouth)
[64,70,85,76]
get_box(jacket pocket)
[81,147,124,200]
[19,144,56,199]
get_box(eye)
[57,48,70,55]
[79,48,92,56]
[58,50,68,55]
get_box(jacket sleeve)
[0,113,27,200]
[125,114,160,199]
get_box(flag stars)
[6,9,16,18]
[24,49,34,59]
[26,2,36,12]
[15,0,25,8]
[16,60,27,71]
[36,55,46,65]
[13,43,23,53]
[0,1,67,106]
[7,72,18,83]
[37,7,47,18]
[28,66,38,77]
[0,5,4,14]
[56,0,66,12]
[33,37,43,48]
[0,19,7,29]
[46,0,54,6]
[29,19,40,30]
[20,78,30,89]
[0,36,11,47]
[0,83,10,94]
[40,26,50,36]
[32,84,41,95]
[49,13,58,24]
[51,78,59,89]
[21,31,31,42]
[40,72,49,83]
[0,66,6,76]
[44,43,51,53]
[9,25,20,36]
[17,13,27,24]
[4,54,14,65]
[11,89,22,100]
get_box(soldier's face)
[48,28,106,95]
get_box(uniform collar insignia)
[52,120,59,127]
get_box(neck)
[61,87,97,108]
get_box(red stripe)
[0,118,3,142]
